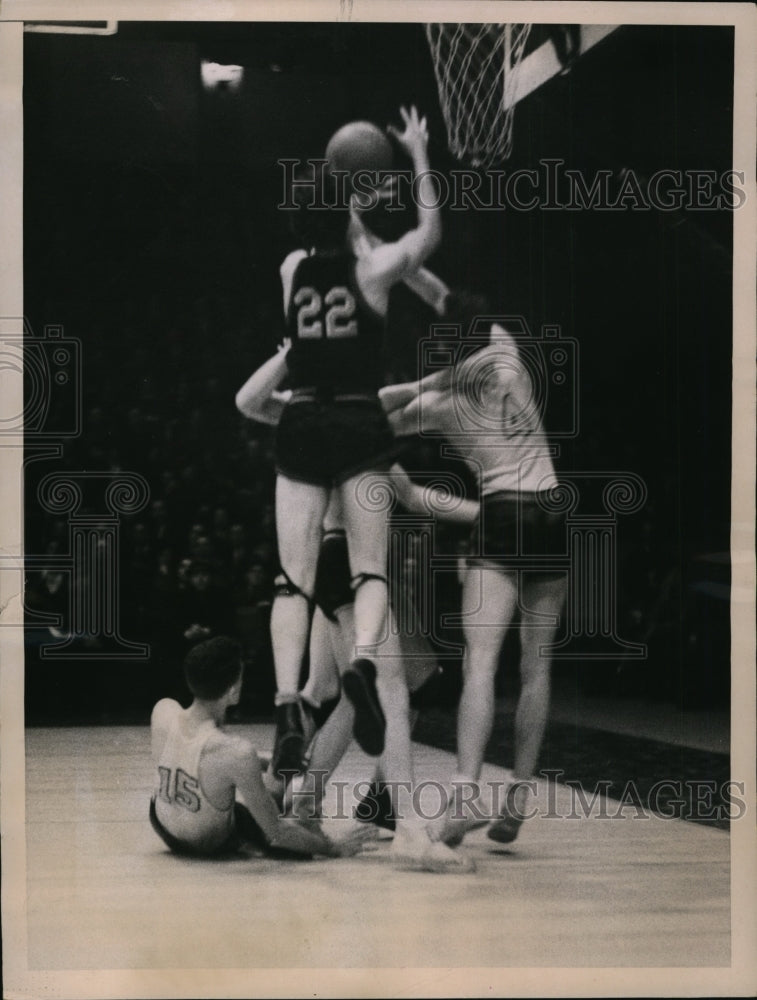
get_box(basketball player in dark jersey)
[269,107,442,821]
[237,342,480,869]
[238,267,489,870]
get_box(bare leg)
[376,628,437,824]
[457,567,518,782]
[299,557,473,869]
[366,611,473,869]
[291,608,413,830]
[512,575,567,780]
[487,573,567,845]
[292,694,355,820]
[339,470,390,655]
[301,607,341,710]
[292,607,355,819]
[356,635,439,830]
[297,612,438,829]
[372,626,415,823]
[336,471,392,756]
[430,567,517,846]
[269,475,329,778]
[323,603,417,825]
[271,475,329,698]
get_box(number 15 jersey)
[153,702,234,854]
[285,250,386,394]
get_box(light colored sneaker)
[428,783,488,847]
[437,812,488,847]
[391,824,476,874]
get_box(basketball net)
[425,23,533,167]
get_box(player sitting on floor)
[149,636,374,859]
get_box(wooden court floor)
[19,723,731,979]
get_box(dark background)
[23,22,733,723]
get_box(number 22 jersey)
[285,250,386,394]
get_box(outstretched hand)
[328,821,382,858]
[387,105,429,160]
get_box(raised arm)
[402,267,449,316]
[350,207,450,317]
[356,106,441,294]
[235,345,292,425]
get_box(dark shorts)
[275,395,398,488]
[313,529,353,621]
[467,490,567,580]
[149,798,312,860]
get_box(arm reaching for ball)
[354,107,441,313]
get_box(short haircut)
[183,636,243,700]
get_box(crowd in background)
[22,164,728,720]
[23,279,704,721]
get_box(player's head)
[184,636,243,702]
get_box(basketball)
[325,120,394,176]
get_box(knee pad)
[273,571,313,607]
[350,572,388,594]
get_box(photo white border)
[1,2,755,997]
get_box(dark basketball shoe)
[354,781,396,831]
[270,701,305,781]
[487,810,524,844]
[342,658,386,756]
[487,784,529,844]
